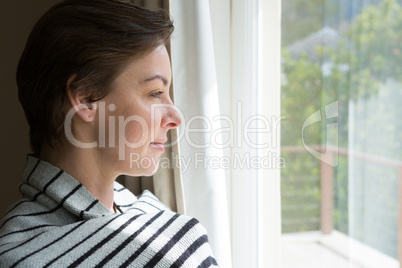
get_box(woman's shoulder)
[0,194,78,254]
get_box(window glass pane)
[281,0,401,266]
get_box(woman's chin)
[124,161,160,177]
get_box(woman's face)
[99,45,181,176]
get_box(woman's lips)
[150,142,165,152]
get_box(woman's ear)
[66,74,97,123]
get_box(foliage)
[281,0,339,46]
[281,51,322,147]
[324,0,402,101]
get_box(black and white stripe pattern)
[0,156,218,267]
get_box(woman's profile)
[0,0,218,267]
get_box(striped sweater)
[0,156,218,267]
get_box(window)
[281,0,401,267]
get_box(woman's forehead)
[115,46,171,85]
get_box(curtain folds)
[170,1,232,267]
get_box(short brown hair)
[17,0,174,155]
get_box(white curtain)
[169,1,232,267]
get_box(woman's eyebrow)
[142,74,168,86]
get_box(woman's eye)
[151,91,164,98]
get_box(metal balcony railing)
[281,145,402,268]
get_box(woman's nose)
[162,103,182,129]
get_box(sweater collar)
[21,155,140,220]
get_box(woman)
[0,0,218,267]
